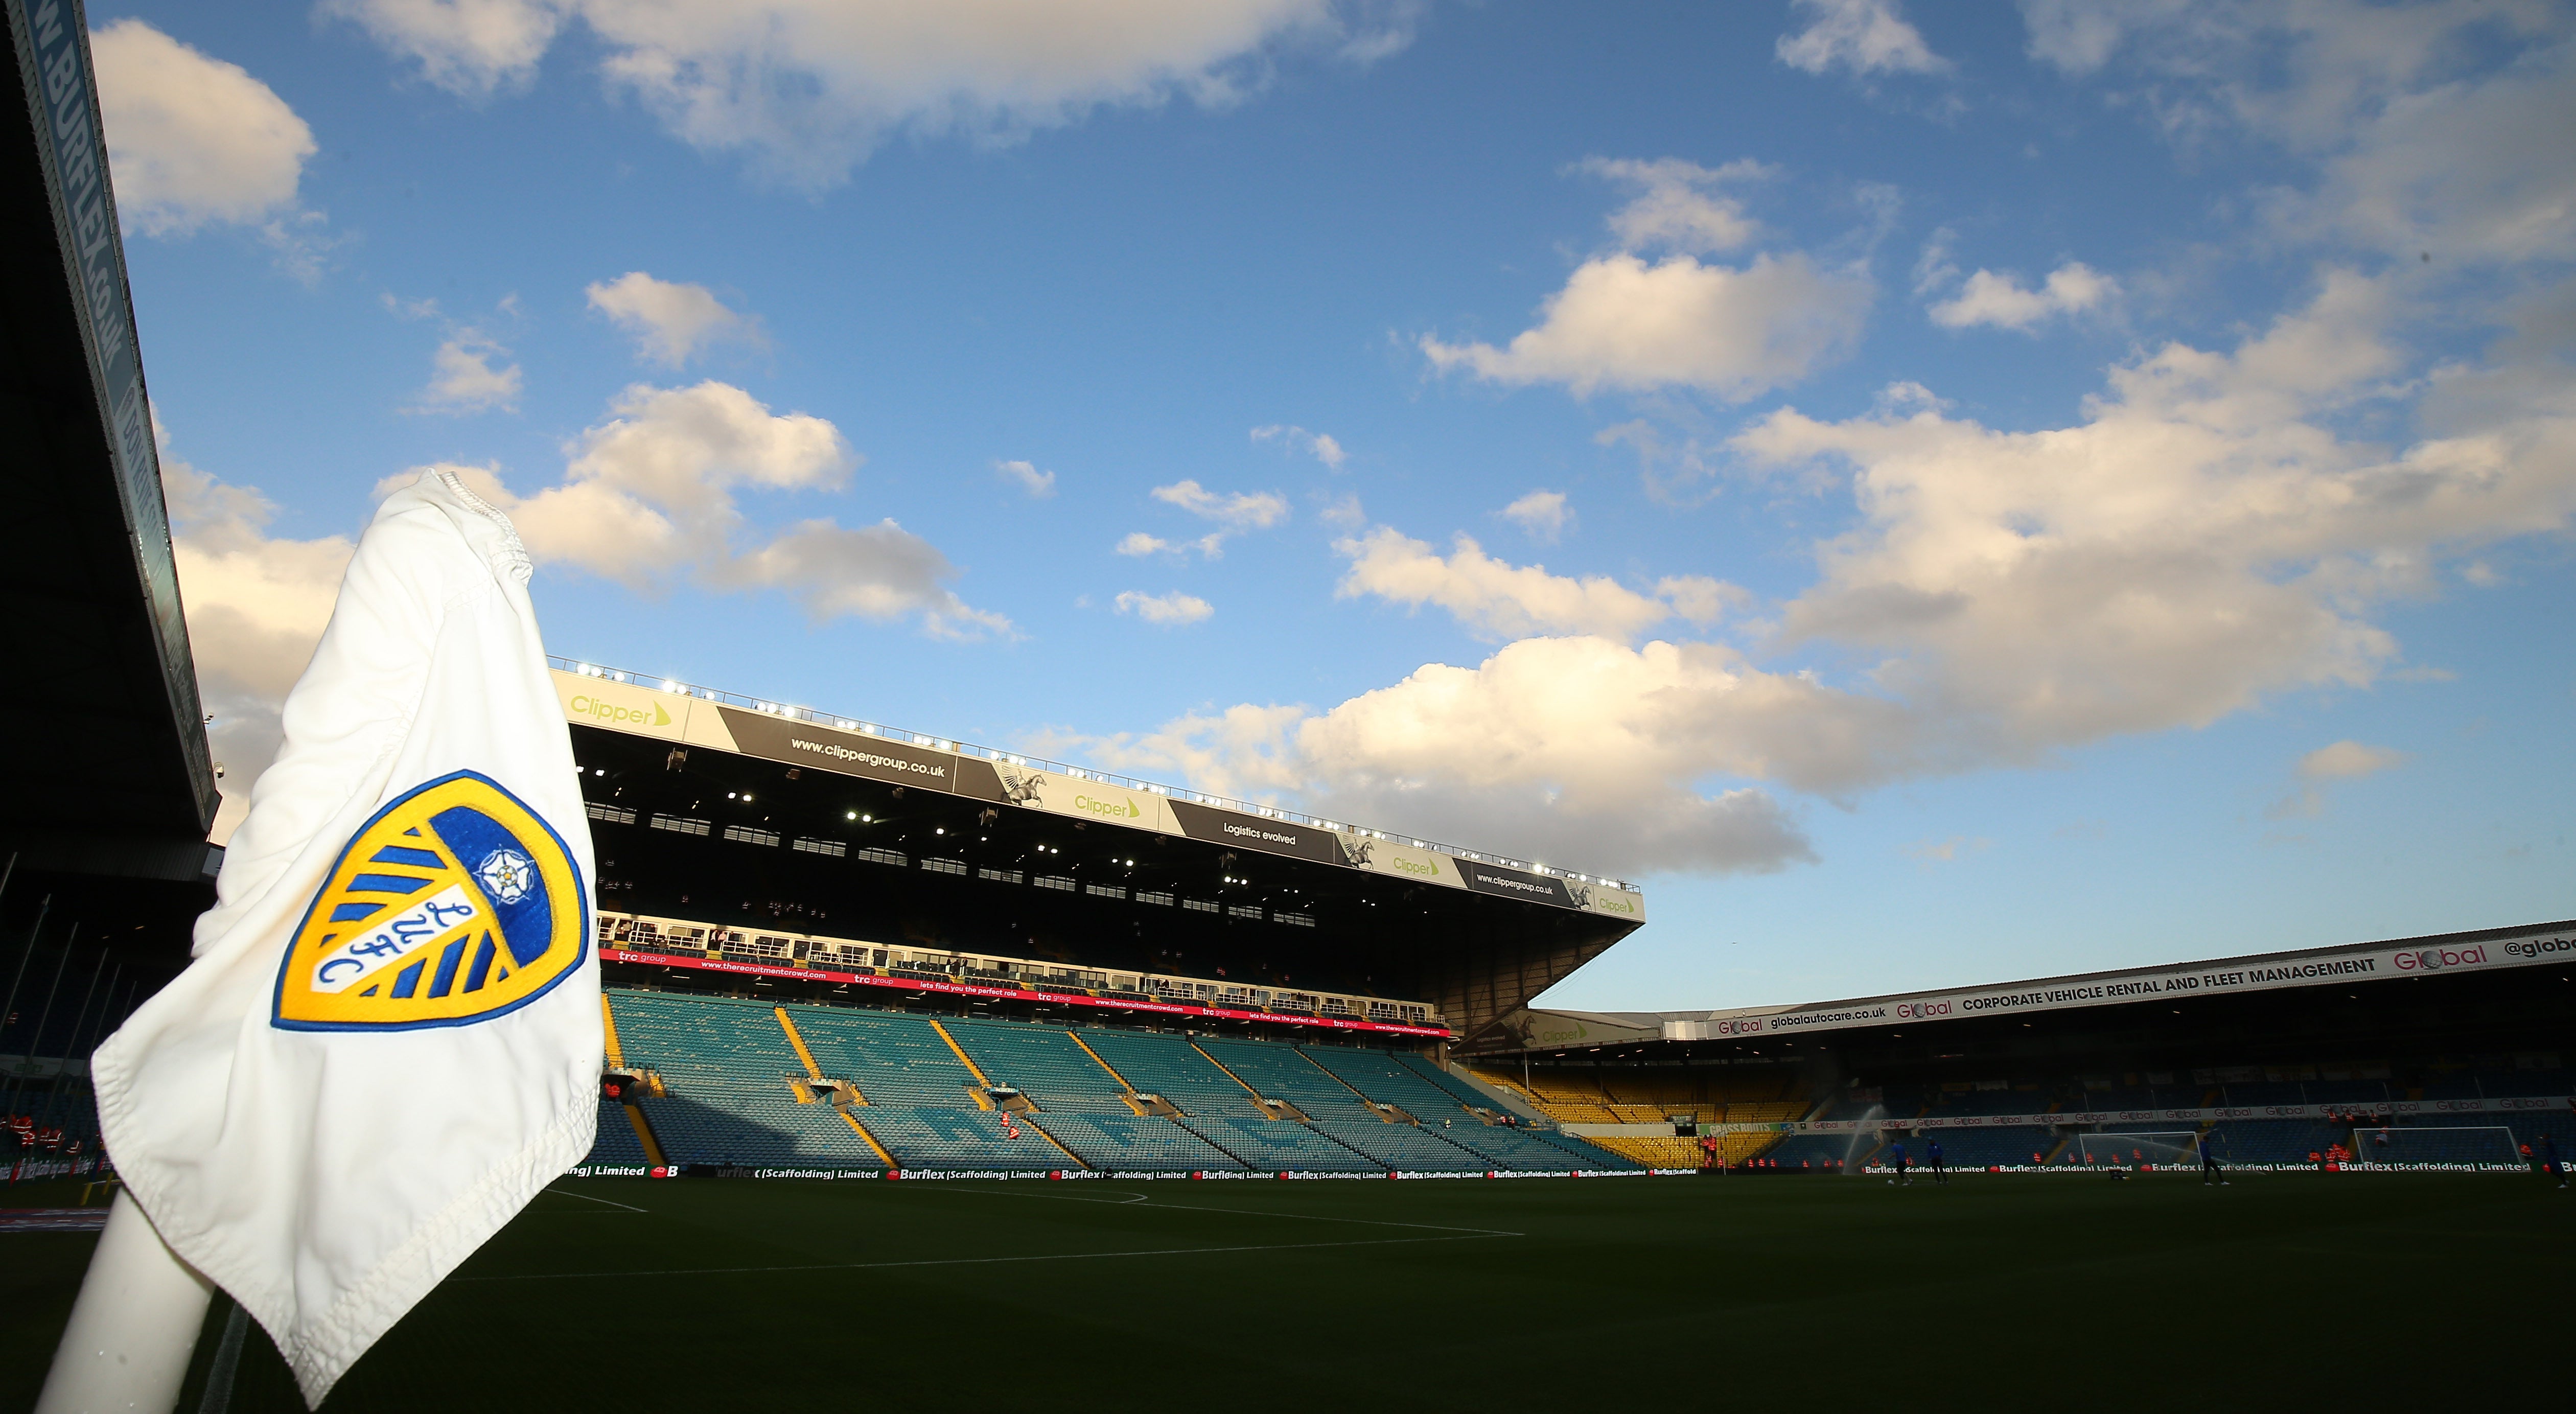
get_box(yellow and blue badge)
[273,770,588,1031]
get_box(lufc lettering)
[311,886,480,993]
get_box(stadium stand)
[1176,1116,1381,1172]
[1465,1063,1810,1128]
[570,989,1653,1173]
[1196,1037,1380,1121]
[787,1005,983,1108]
[605,993,878,1167]
[1301,1047,1481,1122]
[586,1101,649,1166]
[1076,1029,1272,1120]
[1307,1121,1486,1170]
[942,1020,1135,1115]
[858,1104,1086,1170]
[1027,1112,1242,1172]
[1582,1135,1702,1168]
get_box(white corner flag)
[78,470,600,1406]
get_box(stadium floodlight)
[2348,1125,2522,1168]
[2076,1132,2206,1170]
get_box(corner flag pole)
[34,1194,214,1414]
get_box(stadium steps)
[772,1007,833,1086]
[601,993,628,1068]
[1026,1117,1092,1170]
[945,1022,1138,1117]
[1075,1031,1270,1120]
[930,1019,994,1085]
[839,1109,896,1167]
[607,992,884,1167]
[1173,1116,1383,1172]
[1032,1114,1245,1172]
[1188,1042,1277,1108]
[623,1103,666,1166]
[783,1007,981,1108]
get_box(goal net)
[2347,1125,2522,1168]
[2075,1131,2206,1170]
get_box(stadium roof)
[2,8,220,936]
[555,660,1647,1039]
[1477,916,2576,1055]
[553,658,1646,909]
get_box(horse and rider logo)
[272,771,588,1032]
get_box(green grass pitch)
[6,1170,2569,1411]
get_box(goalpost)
[2075,1131,2205,1170]
[2347,1125,2523,1168]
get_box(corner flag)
[87,469,599,1404]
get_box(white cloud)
[1113,590,1214,625]
[994,459,1056,498]
[2016,0,2565,156]
[411,330,523,413]
[92,19,330,279]
[1152,478,1289,528]
[2300,739,2407,780]
[158,425,356,844]
[1334,526,1737,643]
[327,0,1417,189]
[1927,262,2118,330]
[2024,5,2576,268]
[1422,250,1873,398]
[1423,155,1871,399]
[1251,424,1347,468]
[1777,0,1951,78]
[1578,156,1772,255]
[2270,738,2409,818]
[1903,834,1989,863]
[2298,35,2576,264]
[586,271,761,365]
[1499,489,1570,541]
[1100,252,2575,878]
[1064,636,1828,876]
[1141,478,1289,557]
[1734,268,2576,762]
[461,380,1008,636]
[319,0,569,94]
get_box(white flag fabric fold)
[94,469,599,1405]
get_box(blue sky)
[98,1,2575,1010]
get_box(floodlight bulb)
[847,812,856,820]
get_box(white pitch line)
[899,1183,1523,1237]
[454,1231,1513,1282]
[542,1187,649,1213]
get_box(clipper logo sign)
[274,771,588,1031]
